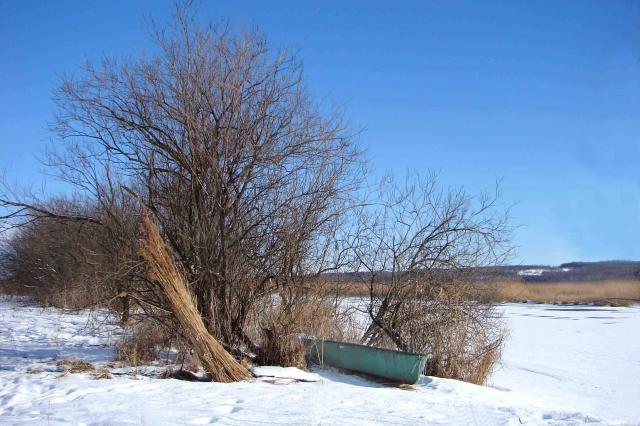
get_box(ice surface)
[491,303,640,424]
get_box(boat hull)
[302,337,429,384]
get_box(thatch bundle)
[138,214,251,382]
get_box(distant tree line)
[467,262,640,283]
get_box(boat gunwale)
[302,337,430,359]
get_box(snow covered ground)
[1,297,638,425]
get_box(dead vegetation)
[139,214,251,382]
[481,279,640,306]
[248,288,361,369]
[418,284,506,385]
[56,359,96,373]
[114,321,170,366]
[92,368,114,380]
[348,173,510,385]
[320,278,640,307]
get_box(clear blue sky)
[1,1,640,265]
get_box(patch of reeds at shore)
[317,279,640,306]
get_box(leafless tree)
[0,4,513,380]
[1,4,363,357]
[353,172,511,383]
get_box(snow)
[251,366,321,382]
[518,268,549,276]
[491,303,640,425]
[516,267,572,276]
[1,296,639,425]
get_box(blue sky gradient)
[1,1,640,265]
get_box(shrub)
[115,321,171,366]
[0,200,138,315]
[418,285,506,384]
[250,290,358,368]
[361,280,506,385]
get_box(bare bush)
[115,320,172,366]
[353,172,511,383]
[0,3,362,359]
[1,203,107,309]
[0,194,141,320]
[248,285,358,368]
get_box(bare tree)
[0,4,512,382]
[1,4,363,357]
[353,172,511,383]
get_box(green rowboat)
[302,337,429,384]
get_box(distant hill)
[478,261,640,282]
[324,261,640,283]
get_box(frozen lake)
[492,303,640,424]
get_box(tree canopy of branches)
[1,5,362,356]
[0,5,511,383]
[352,173,511,383]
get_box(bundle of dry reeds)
[138,214,251,382]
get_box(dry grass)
[138,214,251,382]
[395,284,506,385]
[251,296,351,368]
[484,279,640,306]
[56,359,96,373]
[115,321,169,366]
[247,286,362,369]
[323,279,640,306]
[257,325,307,369]
[421,327,504,385]
[92,368,113,379]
